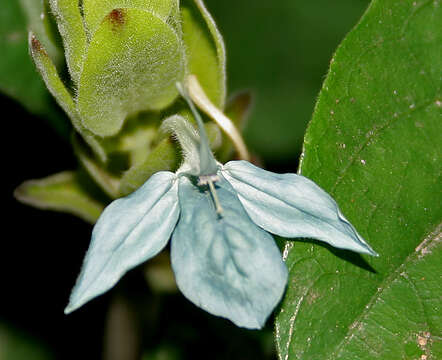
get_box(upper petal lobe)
[222,161,377,256]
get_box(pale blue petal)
[171,176,288,329]
[65,171,180,314]
[222,161,377,256]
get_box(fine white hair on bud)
[175,82,219,177]
[161,114,202,176]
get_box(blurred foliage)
[0,0,69,136]
[205,0,370,165]
[0,323,54,360]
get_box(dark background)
[1,1,369,359]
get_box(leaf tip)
[371,249,380,257]
[29,32,47,57]
[13,180,40,208]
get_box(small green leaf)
[14,171,106,224]
[181,0,226,108]
[19,0,63,66]
[49,0,87,84]
[28,32,75,116]
[275,0,442,359]
[29,32,107,161]
[77,8,185,137]
[82,0,174,36]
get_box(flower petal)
[65,171,180,314]
[222,161,377,256]
[171,176,288,329]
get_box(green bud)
[25,0,228,214]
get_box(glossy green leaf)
[333,229,441,360]
[14,171,106,224]
[77,8,185,137]
[276,0,442,359]
[181,0,226,108]
[49,0,87,84]
[82,0,174,36]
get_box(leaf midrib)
[328,98,435,194]
[324,222,442,360]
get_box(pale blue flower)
[64,83,377,329]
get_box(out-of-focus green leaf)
[72,134,121,199]
[0,0,68,136]
[0,324,54,360]
[143,251,177,294]
[142,345,181,360]
[82,0,174,36]
[276,0,441,359]
[120,137,180,196]
[77,8,185,137]
[101,111,161,169]
[218,91,252,161]
[14,171,106,223]
[205,0,371,162]
[181,0,226,108]
[225,92,252,129]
